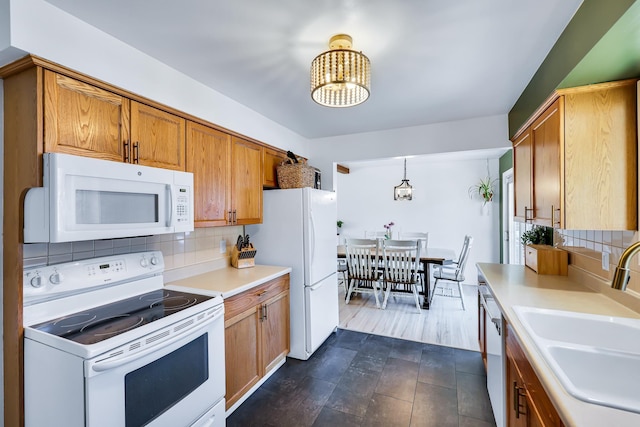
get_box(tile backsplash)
[23,226,244,271]
[512,222,640,294]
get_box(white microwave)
[24,153,194,243]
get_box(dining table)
[337,244,456,309]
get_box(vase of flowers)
[337,220,344,235]
[383,222,395,239]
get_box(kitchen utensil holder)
[231,244,257,269]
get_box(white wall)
[0,79,5,423]
[310,114,510,190]
[337,155,501,282]
[3,0,309,158]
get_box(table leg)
[421,261,431,310]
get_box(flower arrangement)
[383,222,395,239]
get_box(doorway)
[502,169,517,264]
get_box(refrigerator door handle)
[309,210,316,265]
[308,280,325,291]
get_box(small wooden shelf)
[525,244,568,275]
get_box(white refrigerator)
[246,188,338,360]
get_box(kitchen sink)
[512,306,640,414]
[513,306,640,354]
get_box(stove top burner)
[32,289,213,345]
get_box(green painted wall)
[499,150,513,262]
[560,1,640,88]
[508,0,637,137]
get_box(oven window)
[125,333,209,427]
[76,190,158,224]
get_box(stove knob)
[49,272,63,285]
[140,258,149,268]
[30,275,43,288]
[150,256,158,266]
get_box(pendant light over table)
[394,158,413,201]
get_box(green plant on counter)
[337,220,344,228]
[521,226,553,246]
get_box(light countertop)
[477,262,640,427]
[165,264,292,298]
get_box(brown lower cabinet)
[506,323,564,427]
[224,274,290,410]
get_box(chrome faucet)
[611,241,640,290]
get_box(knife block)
[231,245,257,269]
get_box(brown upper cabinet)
[263,147,287,188]
[130,101,185,171]
[5,58,278,229]
[531,99,561,227]
[44,70,186,170]
[44,70,131,162]
[511,79,638,230]
[513,128,532,222]
[186,121,232,226]
[186,125,263,226]
[231,137,263,225]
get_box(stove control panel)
[23,251,165,305]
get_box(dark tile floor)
[227,329,496,427]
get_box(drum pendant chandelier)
[310,34,371,107]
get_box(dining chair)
[380,239,422,312]
[399,232,429,290]
[337,258,348,293]
[399,232,429,250]
[345,238,382,307]
[365,230,389,240]
[430,235,473,310]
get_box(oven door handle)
[91,305,223,373]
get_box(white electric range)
[23,251,226,427]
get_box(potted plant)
[468,176,497,205]
[337,220,344,235]
[521,225,553,246]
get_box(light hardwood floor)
[338,280,480,352]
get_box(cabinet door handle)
[228,210,232,225]
[263,303,268,320]
[513,381,526,418]
[524,206,534,222]
[551,205,560,227]
[123,140,130,163]
[133,141,140,164]
[233,210,237,224]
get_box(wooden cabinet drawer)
[224,275,289,320]
[524,245,568,276]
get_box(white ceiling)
[44,0,582,140]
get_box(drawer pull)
[256,290,268,297]
[513,381,526,418]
